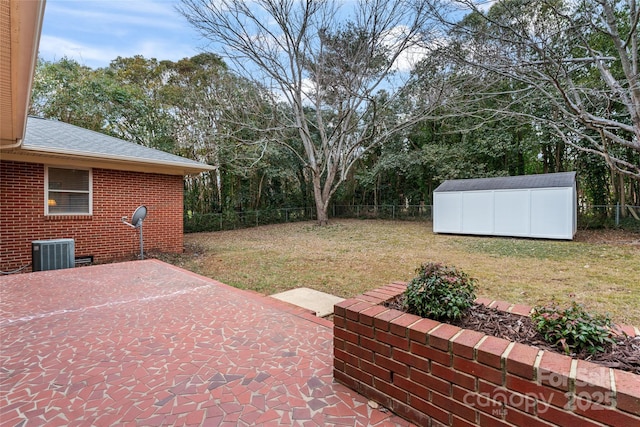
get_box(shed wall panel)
[433,192,462,233]
[530,188,573,239]
[461,192,494,234]
[494,190,530,236]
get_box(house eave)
[1,146,216,176]
[0,0,46,148]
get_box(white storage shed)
[433,172,577,240]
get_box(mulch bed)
[385,297,640,375]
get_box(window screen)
[47,168,91,214]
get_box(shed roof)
[434,172,576,193]
[3,117,214,175]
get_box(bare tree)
[441,0,640,181]
[178,0,446,225]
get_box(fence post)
[615,203,620,226]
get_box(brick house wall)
[1,160,184,272]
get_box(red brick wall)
[334,284,640,427]
[1,161,184,272]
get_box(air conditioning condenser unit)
[32,239,75,272]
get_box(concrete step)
[270,287,345,318]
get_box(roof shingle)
[434,172,576,192]
[22,117,213,173]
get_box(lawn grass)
[170,219,640,326]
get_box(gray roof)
[434,172,576,192]
[22,116,213,173]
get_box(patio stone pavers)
[0,260,413,426]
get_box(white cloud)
[39,34,199,68]
[475,0,497,12]
[393,42,431,73]
[39,0,201,68]
[38,35,122,66]
[382,26,431,73]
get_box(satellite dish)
[122,205,147,259]
[131,205,147,228]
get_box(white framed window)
[45,166,93,215]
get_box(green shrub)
[531,301,616,355]
[404,262,477,321]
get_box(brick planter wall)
[333,283,640,427]
[1,161,184,272]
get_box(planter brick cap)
[613,369,640,416]
[429,322,461,338]
[473,335,488,351]
[390,313,421,337]
[613,324,637,338]
[576,360,611,385]
[408,317,441,344]
[359,305,388,325]
[411,317,440,334]
[358,294,386,304]
[428,323,462,351]
[474,297,493,306]
[537,351,573,391]
[379,284,406,295]
[361,291,391,303]
[334,299,361,316]
[335,298,360,307]
[476,336,512,369]
[575,360,612,398]
[492,300,512,312]
[506,343,541,380]
[452,329,485,359]
[374,308,404,323]
[509,304,534,316]
[345,301,375,320]
[501,341,516,362]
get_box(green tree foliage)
[102,56,175,151]
[30,58,109,131]
[443,0,640,183]
[29,54,305,217]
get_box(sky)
[39,0,203,69]
[38,0,484,72]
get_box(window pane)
[47,168,91,214]
[48,192,90,214]
[48,168,89,191]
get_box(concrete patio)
[0,260,413,426]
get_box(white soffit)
[0,0,46,148]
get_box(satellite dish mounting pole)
[121,205,147,260]
[139,220,144,260]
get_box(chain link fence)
[184,207,316,233]
[331,204,433,221]
[185,204,639,233]
[578,204,640,231]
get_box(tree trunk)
[312,173,330,226]
[254,173,265,210]
[619,173,627,218]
